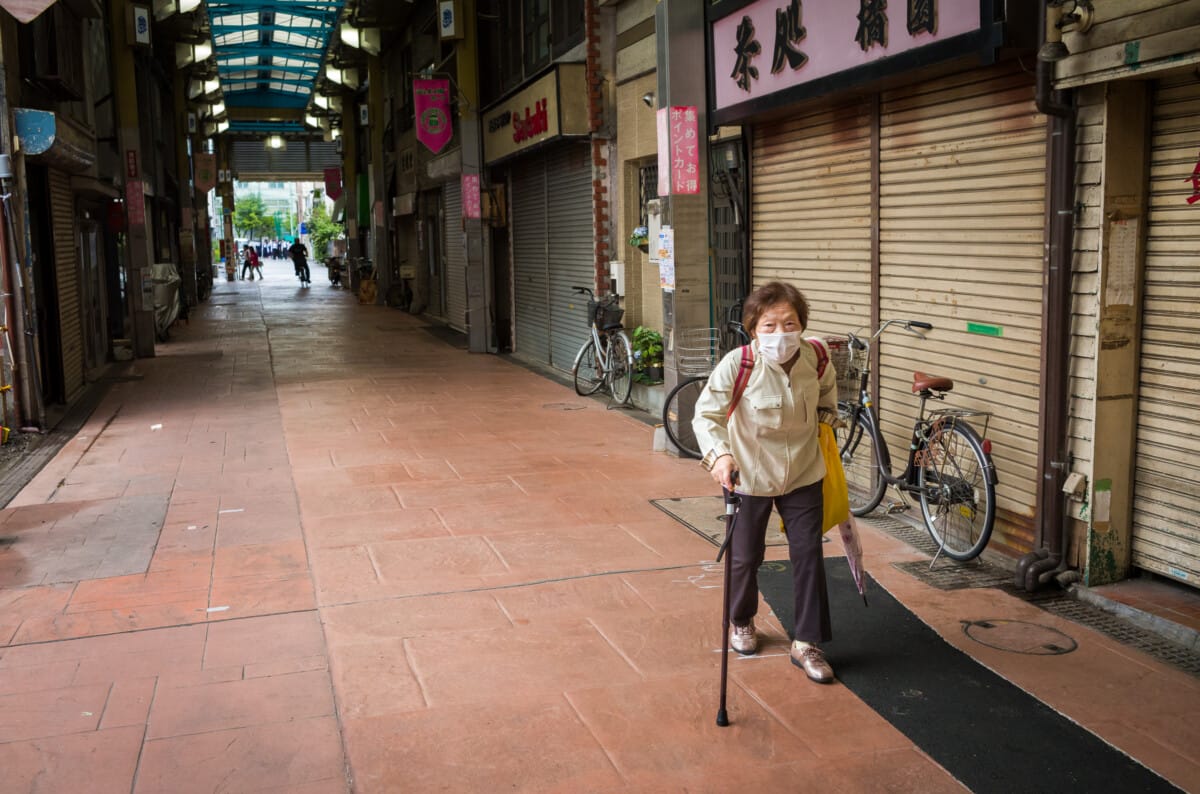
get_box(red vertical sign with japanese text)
[655,107,700,196]
[125,180,146,227]
[668,106,700,195]
[461,174,482,219]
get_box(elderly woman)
[692,281,839,683]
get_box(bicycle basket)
[676,327,721,376]
[813,335,857,400]
[587,299,624,328]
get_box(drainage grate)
[863,512,1200,678]
[1027,594,1200,677]
[864,511,942,557]
[894,559,1012,590]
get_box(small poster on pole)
[657,225,675,291]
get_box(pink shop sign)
[462,174,482,219]
[655,107,700,196]
[711,0,982,112]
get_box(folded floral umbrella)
[837,518,868,606]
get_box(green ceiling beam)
[218,64,320,76]
[214,45,325,61]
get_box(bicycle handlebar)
[847,318,934,356]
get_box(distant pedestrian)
[241,245,259,280]
[289,240,310,286]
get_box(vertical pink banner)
[125,180,145,227]
[194,153,215,193]
[324,167,343,200]
[414,78,453,154]
[668,106,700,195]
[462,174,482,219]
[656,108,670,196]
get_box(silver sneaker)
[790,642,834,683]
[730,620,758,655]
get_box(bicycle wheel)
[918,419,996,561]
[835,402,887,516]
[663,376,708,459]
[608,332,634,404]
[573,340,604,396]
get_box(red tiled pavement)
[0,269,1197,792]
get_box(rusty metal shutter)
[878,62,1047,557]
[1132,72,1200,588]
[442,179,468,332]
[545,143,593,371]
[751,99,873,333]
[512,157,550,365]
[48,168,84,402]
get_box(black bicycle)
[836,319,999,562]
[662,300,750,458]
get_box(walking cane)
[715,471,740,728]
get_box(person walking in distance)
[241,245,259,280]
[692,281,841,683]
[289,239,310,286]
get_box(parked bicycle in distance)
[662,299,751,458]
[571,286,634,406]
[836,319,999,562]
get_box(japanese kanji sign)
[414,78,453,154]
[655,107,700,196]
[461,174,482,219]
[125,180,146,228]
[711,0,978,112]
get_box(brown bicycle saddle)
[912,371,954,393]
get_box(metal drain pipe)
[1016,2,1077,592]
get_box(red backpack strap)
[726,345,755,419]
[808,337,829,378]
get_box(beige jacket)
[692,340,838,497]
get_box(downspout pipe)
[1016,2,1077,592]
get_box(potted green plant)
[632,326,664,384]
[628,225,649,252]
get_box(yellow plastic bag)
[777,423,850,536]
[819,423,850,534]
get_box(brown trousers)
[728,479,831,644]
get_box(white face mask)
[757,331,803,364]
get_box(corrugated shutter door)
[231,140,340,179]
[878,62,1047,556]
[751,100,873,334]
[49,168,84,401]
[512,157,551,365]
[545,143,594,371]
[442,179,468,332]
[751,100,873,502]
[1132,73,1200,587]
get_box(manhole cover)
[961,619,1077,655]
[542,402,586,411]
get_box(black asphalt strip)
[758,560,1183,794]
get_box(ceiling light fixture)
[175,41,213,68]
[339,24,381,56]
